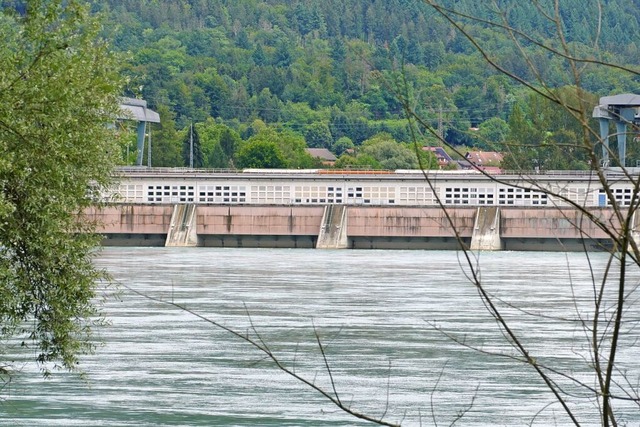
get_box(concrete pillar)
[166,204,199,247]
[629,210,640,253]
[135,121,147,166]
[616,121,627,167]
[470,206,503,251]
[599,118,610,164]
[316,205,349,249]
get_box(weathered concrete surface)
[500,208,615,239]
[197,206,324,236]
[84,205,173,234]
[347,207,475,237]
[85,204,620,250]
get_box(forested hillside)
[92,0,640,169]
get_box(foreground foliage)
[0,0,122,375]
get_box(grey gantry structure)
[119,97,161,166]
[593,93,640,167]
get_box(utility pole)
[189,122,194,168]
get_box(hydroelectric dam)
[86,167,637,251]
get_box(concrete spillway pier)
[316,205,348,249]
[630,211,640,252]
[85,204,619,251]
[470,207,503,251]
[165,204,198,247]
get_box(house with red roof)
[306,148,337,166]
[421,146,453,169]
[463,151,504,173]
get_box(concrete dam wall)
[83,204,619,251]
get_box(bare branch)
[312,320,342,406]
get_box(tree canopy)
[91,0,640,170]
[236,140,288,169]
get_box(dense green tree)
[193,70,231,119]
[304,122,333,149]
[332,136,355,156]
[445,120,475,147]
[196,120,242,168]
[236,140,288,169]
[329,104,377,145]
[254,87,283,123]
[500,103,540,170]
[501,89,596,171]
[359,133,421,169]
[206,143,227,169]
[246,126,316,168]
[240,118,268,140]
[0,0,122,374]
[274,39,293,68]
[252,44,267,66]
[376,119,412,143]
[334,152,381,169]
[219,127,241,168]
[474,117,510,151]
[333,132,432,170]
[280,101,325,126]
[191,119,220,167]
[150,104,181,167]
[235,28,251,49]
[363,86,390,120]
